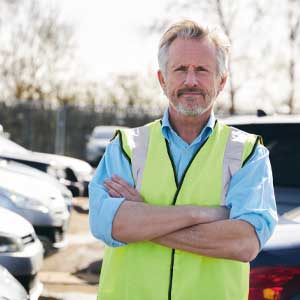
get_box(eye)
[195,67,208,72]
[174,66,187,72]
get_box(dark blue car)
[223,115,300,300]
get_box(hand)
[104,175,143,202]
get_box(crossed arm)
[104,175,260,262]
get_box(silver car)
[0,161,70,251]
[0,207,43,299]
[86,125,127,166]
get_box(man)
[89,20,277,300]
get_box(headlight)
[9,193,48,213]
[46,165,66,179]
[0,234,24,253]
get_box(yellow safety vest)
[98,119,261,300]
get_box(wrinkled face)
[158,38,226,117]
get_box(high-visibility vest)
[98,119,261,300]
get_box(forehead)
[168,38,217,69]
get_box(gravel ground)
[39,197,104,300]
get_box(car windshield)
[0,135,28,154]
[92,128,117,139]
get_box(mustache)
[177,88,206,97]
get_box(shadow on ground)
[73,260,102,284]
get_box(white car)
[1,159,73,211]
[0,134,93,196]
[0,161,70,251]
[0,207,43,299]
[0,265,29,300]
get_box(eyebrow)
[172,64,210,71]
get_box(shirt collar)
[161,109,216,145]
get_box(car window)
[231,123,300,188]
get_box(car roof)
[93,125,127,132]
[221,114,300,125]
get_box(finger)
[108,188,121,198]
[104,181,123,197]
[111,175,136,194]
[111,176,142,200]
[106,180,142,202]
[105,179,124,193]
[104,180,131,199]
[104,183,121,197]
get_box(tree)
[146,0,270,115]
[287,0,300,113]
[102,72,165,115]
[0,0,78,105]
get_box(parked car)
[249,208,300,300]
[0,207,43,299]
[85,125,127,166]
[0,134,93,196]
[0,162,70,251]
[0,265,29,300]
[223,114,300,214]
[0,159,73,211]
[222,114,300,300]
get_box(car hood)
[0,265,28,300]
[35,152,93,179]
[0,166,65,208]
[263,220,300,250]
[0,136,58,166]
[0,159,72,198]
[0,207,34,238]
[0,150,57,166]
[0,137,93,180]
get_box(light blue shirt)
[89,110,278,249]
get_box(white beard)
[174,98,215,116]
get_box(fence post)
[55,104,66,155]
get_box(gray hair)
[158,19,230,78]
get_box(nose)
[184,69,198,87]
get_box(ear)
[157,70,167,93]
[217,74,228,95]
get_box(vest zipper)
[163,120,217,300]
[168,249,176,300]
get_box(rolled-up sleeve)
[226,145,278,249]
[89,137,134,247]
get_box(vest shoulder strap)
[221,124,262,204]
[118,120,160,189]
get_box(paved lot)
[39,197,104,300]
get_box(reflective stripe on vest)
[99,119,260,300]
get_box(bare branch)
[0,0,78,104]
